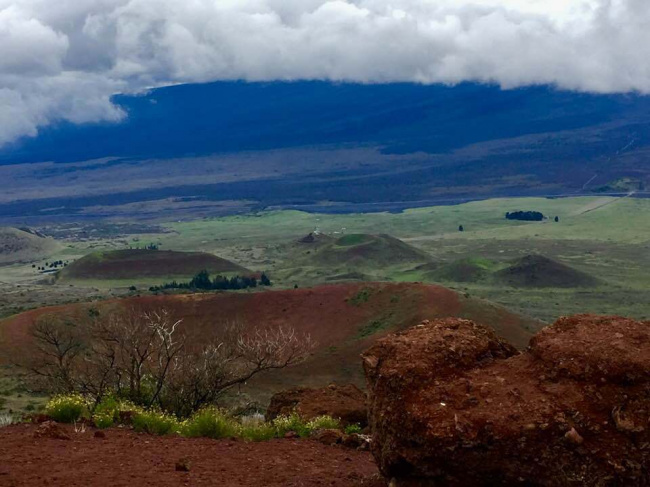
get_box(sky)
[1,0,649,147]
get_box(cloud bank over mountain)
[1,0,649,147]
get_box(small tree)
[21,306,312,416]
[458,225,464,232]
[190,270,212,289]
[260,273,272,286]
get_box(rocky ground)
[0,423,385,487]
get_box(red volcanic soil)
[0,424,384,487]
[0,282,537,400]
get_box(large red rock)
[265,384,367,427]
[362,315,650,486]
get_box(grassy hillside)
[409,255,599,289]
[417,257,498,283]
[59,249,249,284]
[494,255,599,288]
[311,234,430,266]
[274,233,432,284]
[0,228,58,265]
[152,196,649,322]
[0,196,647,323]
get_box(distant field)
[154,196,649,322]
[0,196,647,323]
[162,196,649,247]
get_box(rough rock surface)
[312,428,344,446]
[362,315,650,486]
[33,421,71,440]
[266,384,368,427]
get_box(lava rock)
[341,433,370,450]
[363,316,650,486]
[33,421,71,441]
[312,429,344,446]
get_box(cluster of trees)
[33,260,68,271]
[505,211,545,221]
[19,307,312,417]
[129,243,159,250]
[149,270,271,292]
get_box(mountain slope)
[0,227,58,265]
[311,234,431,268]
[494,255,600,288]
[1,82,649,222]
[0,282,537,400]
[3,82,646,164]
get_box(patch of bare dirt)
[0,424,384,487]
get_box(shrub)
[45,394,88,423]
[132,410,180,436]
[344,423,362,435]
[272,413,311,438]
[307,415,340,431]
[92,396,143,429]
[239,422,276,442]
[94,396,119,417]
[93,411,115,429]
[182,408,238,439]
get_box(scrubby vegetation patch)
[40,395,345,442]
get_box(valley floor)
[0,424,384,487]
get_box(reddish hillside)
[0,282,537,401]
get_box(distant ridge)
[0,227,58,265]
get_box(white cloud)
[1,0,650,147]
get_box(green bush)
[182,408,238,439]
[239,422,276,442]
[132,410,180,435]
[92,396,143,429]
[94,396,119,418]
[344,423,362,435]
[307,415,341,431]
[93,411,115,429]
[43,395,345,443]
[45,394,88,423]
[272,413,311,438]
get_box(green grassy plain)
[0,196,648,323]
[151,196,649,322]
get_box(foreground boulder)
[362,316,650,486]
[266,384,367,427]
